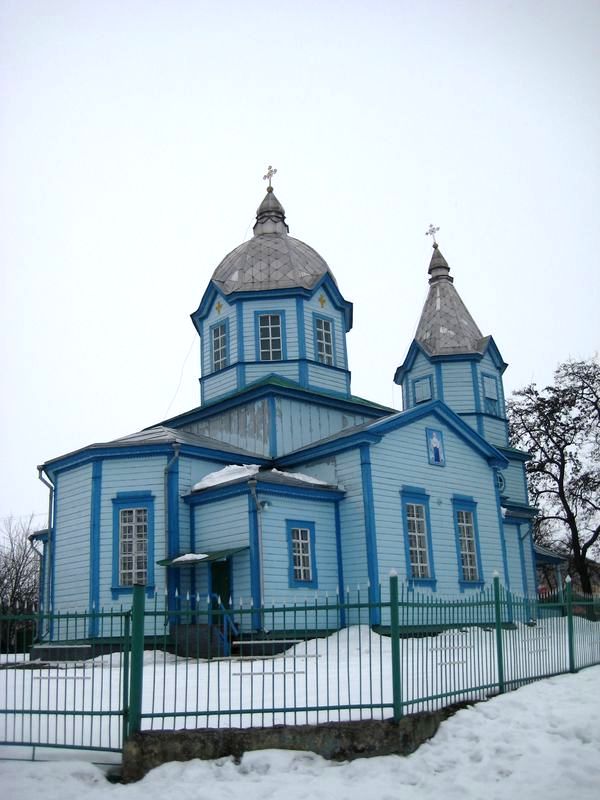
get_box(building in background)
[33,176,537,644]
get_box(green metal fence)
[1,575,599,754]
[0,606,131,752]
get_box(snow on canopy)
[192,464,328,492]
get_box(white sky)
[1,1,599,524]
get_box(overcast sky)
[1,1,599,527]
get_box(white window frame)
[212,323,227,371]
[315,317,334,365]
[259,313,282,361]
[406,503,430,579]
[119,507,148,586]
[457,509,479,582]
[291,526,312,582]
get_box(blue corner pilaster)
[334,501,346,627]
[268,395,278,458]
[167,456,180,614]
[435,363,444,402]
[360,444,380,625]
[247,493,262,628]
[470,361,484,436]
[88,460,102,636]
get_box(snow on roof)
[192,464,262,491]
[192,464,329,492]
[171,553,209,564]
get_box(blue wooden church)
[33,176,537,640]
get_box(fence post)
[493,574,505,694]
[389,571,402,721]
[565,576,576,673]
[128,583,146,737]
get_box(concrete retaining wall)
[122,707,463,783]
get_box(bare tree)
[507,358,600,594]
[0,515,39,610]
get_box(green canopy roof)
[157,546,249,568]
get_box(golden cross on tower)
[425,224,440,245]
[263,165,277,190]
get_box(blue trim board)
[334,501,346,624]
[167,456,180,608]
[44,443,269,478]
[111,491,155,600]
[434,363,444,402]
[360,444,380,624]
[236,304,245,389]
[268,395,278,458]
[400,486,437,590]
[470,361,485,436]
[193,274,353,331]
[451,495,485,591]
[253,309,288,362]
[296,298,309,387]
[247,493,262,627]
[88,460,102,634]
[185,479,344,507]
[493,469,511,588]
[209,317,231,373]
[189,506,196,600]
[286,519,319,589]
[516,523,529,596]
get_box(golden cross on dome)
[263,165,277,190]
[426,224,440,245]
[215,301,223,314]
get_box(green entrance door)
[210,559,231,609]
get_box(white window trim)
[119,507,148,586]
[406,503,430,579]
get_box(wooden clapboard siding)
[260,495,338,606]
[181,398,271,457]
[98,456,166,610]
[503,459,528,505]
[53,464,92,611]
[369,415,505,593]
[275,397,370,456]
[440,361,475,413]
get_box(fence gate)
[0,606,132,754]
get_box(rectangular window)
[414,377,432,404]
[401,487,436,588]
[259,314,282,361]
[291,526,312,582]
[483,375,499,415]
[457,509,479,582]
[406,503,430,579]
[212,323,227,371]
[315,317,334,365]
[119,507,148,586]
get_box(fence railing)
[1,575,599,753]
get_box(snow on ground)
[1,666,599,800]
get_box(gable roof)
[40,425,268,476]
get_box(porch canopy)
[157,546,249,568]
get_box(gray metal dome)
[211,189,335,295]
